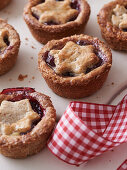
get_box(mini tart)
[97,0,127,51]
[0,87,56,158]
[0,19,20,76]
[38,35,112,99]
[0,0,11,10]
[23,0,90,44]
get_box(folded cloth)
[117,160,127,170]
[48,95,127,166]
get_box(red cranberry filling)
[1,87,45,135]
[43,51,56,67]
[0,35,10,54]
[3,35,10,46]
[122,28,127,32]
[70,0,80,11]
[43,40,105,77]
[32,0,80,25]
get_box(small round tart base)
[0,19,20,76]
[0,0,11,10]
[23,0,90,44]
[0,88,56,158]
[97,0,127,51]
[38,35,112,99]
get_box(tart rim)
[23,0,90,33]
[38,34,112,87]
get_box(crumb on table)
[18,74,28,81]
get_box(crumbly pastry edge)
[38,34,112,99]
[23,0,91,44]
[0,19,20,75]
[0,0,11,10]
[97,0,127,51]
[0,92,56,158]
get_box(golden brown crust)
[38,34,112,99]
[0,19,20,76]
[0,91,56,158]
[23,0,90,44]
[97,0,127,51]
[0,0,11,10]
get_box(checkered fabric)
[48,95,127,166]
[117,160,127,170]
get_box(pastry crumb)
[112,82,114,85]
[32,76,35,80]
[25,37,29,41]
[8,78,12,81]
[18,74,28,81]
[30,57,33,60]
[31,45,36,49]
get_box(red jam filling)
[42,40,105,77]
[32,0,80,25]
[1,87,45,135]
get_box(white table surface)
[0,0,127,169]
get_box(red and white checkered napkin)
[48,95,127,166]
[117,160,127,170]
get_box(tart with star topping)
[23,0,90,44]
[38,34,112,99]
[0,19,20,76]
[98,0,127,51]
[0,87,56,158]
[0,0,11,10]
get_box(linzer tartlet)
[0,19,20,76]
[97,0,127,51]
[38,34,112,99]
[0,87,56,158]
[0,0,11,10]
[23,0,90,44]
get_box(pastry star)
[112,4,127,29]
[0,99,40,135]
[31,0,79,24]
[0,30,8,53]
[50,41,99,75]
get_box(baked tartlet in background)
[38,34,112,99]
[0,19,20,76]
[98,0,127,51]
[0,87,56,158]
[0,0,11,10]
[23,0,90,44]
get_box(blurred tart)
[0,19,20,76]
[98,0,127,50]
[23,0,90,44]
[0,0,11,10]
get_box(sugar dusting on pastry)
[0,99,40,135]
[112,4,127,29]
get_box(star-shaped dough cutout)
[0,30,8,54]
[112,4,127,29]
[0,99,40,135]
[31,0,79,24]
[49,41,100,75]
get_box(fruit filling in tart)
[0,29,10,54]
[112,4,127,31]
[42,40,105,77]
[31,0,80,25]
[0,88,45,136]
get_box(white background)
[0,0,127,169]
